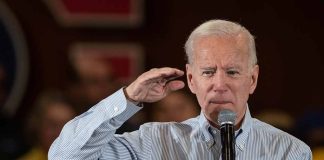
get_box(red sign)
[44,0,143,27]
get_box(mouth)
[209,100,232,105]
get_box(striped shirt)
[49,88,312,160]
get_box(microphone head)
[218,109,236,125]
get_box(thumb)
[166,80,185,92]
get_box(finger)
[141,68,184,84]
[165,80,185,93]
[153,68,184,81]
[159,67,184,78]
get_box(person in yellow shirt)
[19,90,76,160]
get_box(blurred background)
[0,0,323,159]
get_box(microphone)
[218,109,236,160]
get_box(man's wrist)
[123,87,140,105]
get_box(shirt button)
[114,107,119,112]
[208,141,214,148]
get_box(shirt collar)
[235,106,253,151]
[198,105,253,151]
[198,111,215,149]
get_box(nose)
[212,71,228,93]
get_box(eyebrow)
[199,65,243,71]
[227,66,242,70]
[199,67,216,70]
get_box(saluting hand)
[125,67,185,103]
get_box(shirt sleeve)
[48,88,143,160]
[302,146,312,160]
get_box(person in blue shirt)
[49,19,312,160]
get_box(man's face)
[186,34,259,127]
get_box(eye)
[227,70,239,76]
[202,70,215,77]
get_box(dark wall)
[3,0,323,120]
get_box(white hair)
[184,20,257,67]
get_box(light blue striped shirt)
[49,88,312,160]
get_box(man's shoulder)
[251,118,311,155]
[252,118,304,142]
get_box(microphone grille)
[218,109,236,125]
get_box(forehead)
[192,35,249,67]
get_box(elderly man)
[49,20,311,159]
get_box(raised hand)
[125,67,185,103]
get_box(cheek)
[234,80,251,102]
[195,94,205,108]
[192,79,211,108]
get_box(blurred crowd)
[0,58,323,160]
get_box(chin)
[209,103,235,111]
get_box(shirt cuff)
[97,88,143,125]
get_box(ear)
[186,64,196,94]
[249,65,259,94]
